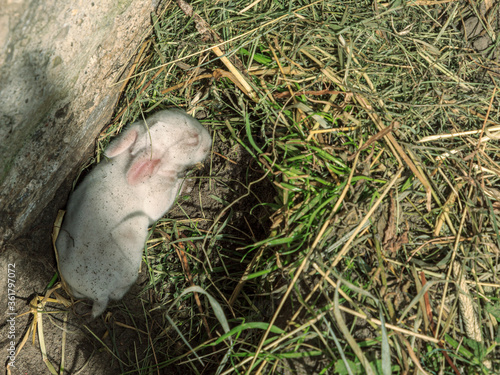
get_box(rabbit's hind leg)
[91,296,110,318]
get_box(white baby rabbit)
[56,109,211,317]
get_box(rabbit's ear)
[126,158,161,185]
[105,127,139,158]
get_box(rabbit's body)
[56,110,211,317]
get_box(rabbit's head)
[104,110,211,186]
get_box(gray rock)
[0,0,159,245]
[463,2,500,61]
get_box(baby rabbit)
[56,109,211,317]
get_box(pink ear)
[126,158,161,185]
[105,128,139,158]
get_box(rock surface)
[0,0,158,245]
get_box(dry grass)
[57,0,500,374]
